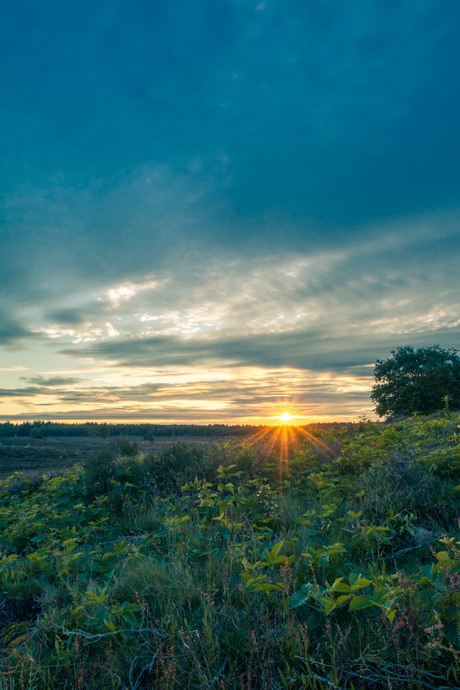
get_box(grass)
[0,417,460,688]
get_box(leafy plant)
[1,415,460,688]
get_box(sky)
[1,0,460,424]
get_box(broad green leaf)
[373,587,390,604]
[306,611,322,630]
[330,577,345,592]
[350,578,372,592]
[419,564,435,579]
[320,596,336,614]
[386,609,397,624]
[256,583,274,592]
[348,595,374,611]
[416,576,431,586]
[329,577,351,593]
[348,573,363,587]
[271,542,283,559]
[289,590,310,609]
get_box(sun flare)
[279,412,293,423]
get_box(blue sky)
[1,0,460,422]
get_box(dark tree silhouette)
[371,345,460,417]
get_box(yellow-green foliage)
[1,416,460,688]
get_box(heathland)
[1,416,460,688]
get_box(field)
[1,417,460,688]
[0,436,233,480]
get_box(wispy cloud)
[1,211,458,422]
[0,365,375,422]
[22,376,86,387]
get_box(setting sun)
[279,413,293,423]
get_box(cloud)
[0,311,35,346]
[0,387,42,398]
[22,376,85,387]
[2,1,460,310]
[59,325,460,374]
[0,365,375,421]
[41,213,457,346]
[0,164,220,310]
[45,308,92,326]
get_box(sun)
[279,413,293,423]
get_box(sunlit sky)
[1,1,460,424]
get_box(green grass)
[1,417,460,688]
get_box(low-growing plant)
[110,435,139,457]
[358,450,442,520]
[1,415,460,688]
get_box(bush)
[134,443,210,496]
[358,450,441,520]
[83,449,117,495]
[83,442,213,502]
[110,436,139,457]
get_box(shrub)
[134,443,210,496]
[358,450,441,520]
[110,435,139,457]
[83,449,117,495]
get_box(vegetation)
[0,420,362,440]
[371,345,460,417]
[0,421,260,439]
[1,415,460,688]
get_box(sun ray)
[240,425,274,447]
[295,425,335,455]
[279,424,289,480]
[236,412,336,479]
[261,424,283,458]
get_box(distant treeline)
[0,421,258,439]
[0,420,365,439]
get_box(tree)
[87,425,98,438]
[371,345,460,417]
[98,423,110,439]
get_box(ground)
[0,435,233,479]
